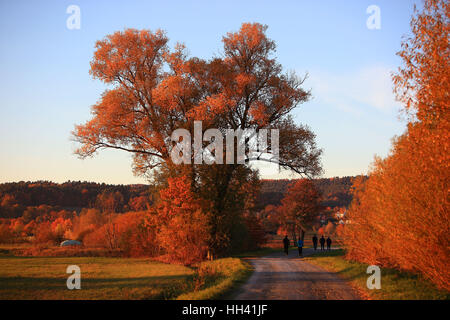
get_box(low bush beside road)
[177,257,252,300]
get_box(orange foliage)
[155,176,210,265]
[317,227,324,236]
[114,211,158,257]
[83,211,157,257]
[392,0,449,124]
[324,221,336,236]
[73,23,321,176]
[343,122,450,289]
[68,208,105,242]
[277,179,322,240]
[0,223,14,243]
[344,0,450,290]
[129,196,150,211]
[51,217,72,241]
[34,222,58,245]
[335,224,345,237]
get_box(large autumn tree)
[73,23,322,257]
[344,0,449,290]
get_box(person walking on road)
[326,236,332,251]
[312,234,318,250]
[283,235,290,255]
[297,239,304,257]
[320,235,325,251]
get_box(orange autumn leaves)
[84,177,209,264]
[344,120,450,289]
[90,28,168,85]
[77,177,209,263]
[343,0,449,290]
[73,22,320,178]
[277,179,322,240]
[392,0,449,123]
[155,176,210,265]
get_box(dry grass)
[0,255,195,299]
[177,257,251,300]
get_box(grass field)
[0,253,250,300]
[0,255,195,299]
[304,249,450,300]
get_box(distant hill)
[0,181,150,218]
[257,176,366,209]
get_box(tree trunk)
[291,225,297,245]
[299,228,306,242]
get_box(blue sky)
[0,0,418,184]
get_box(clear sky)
[0,0,419,184]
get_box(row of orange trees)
[342,0,449,290]
[0,174,266,265]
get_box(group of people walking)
[312,234,332,251]
[282,234,332,257]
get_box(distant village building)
[335,209,349,224]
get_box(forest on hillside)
[0,176,360,219]
[258,176,364,209]
[0,181,150,219]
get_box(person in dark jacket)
[319,235,325,250]
[283,235,290,255]
[297,239,304,257]
[312,234,318,250]
[326,237,332,251]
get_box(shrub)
[34,222,58,245]
[155,176,210,265]
[0,223,14,243]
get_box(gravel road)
[233,248,361,300]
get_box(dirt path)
[233,248,361,300]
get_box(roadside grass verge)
[304,249,450,300]
[176,257,252,300]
